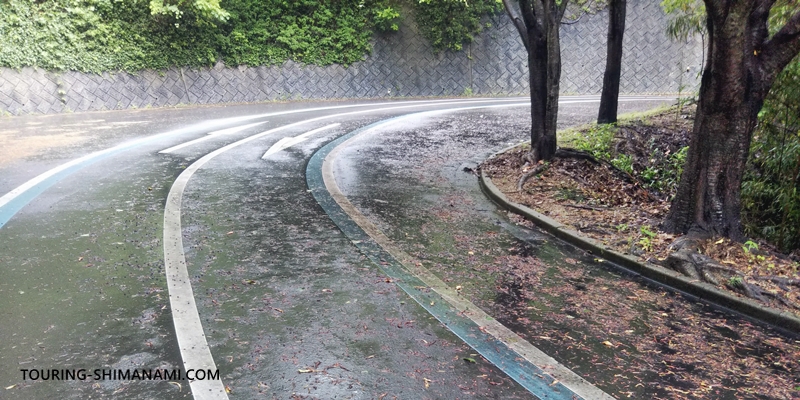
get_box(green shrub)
[742,55,800,252]
[0,0,404,72]
[572,123,616,160]
[414,0,502,52]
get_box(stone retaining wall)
[0,0,702,115]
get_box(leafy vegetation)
[414,0,503,52]
[742,57,800,252]
[0,0,503,72]
[563,107,693,199]
[0,0,405,72]
[660,0,705,41]
[571,123,616,160]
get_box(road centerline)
[159,121,268,154]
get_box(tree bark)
[663,0,800,239]
[597,0,626,124]
[503,0,567,162]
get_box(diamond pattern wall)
[0,0,701,115]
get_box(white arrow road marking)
[159,121,268,154]
[262,123,340,159]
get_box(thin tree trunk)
[504,0,566,163]
[543,10,561,155]
[528,33,551,161]
[527,16,559,161]
[597,0,626,124]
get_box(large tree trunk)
[597,0,626,124]
[663,0,800,239]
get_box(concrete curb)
[479,154,800,335]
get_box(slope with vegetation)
[0,0,498,73]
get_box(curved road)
[1,96,680,399]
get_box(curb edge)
[478,151,800,334]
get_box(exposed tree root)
[753,276,800,290]
[664,240,799,310]
[516,162,550,191]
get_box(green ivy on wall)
[414,0,503,52]
[0,0,400,72]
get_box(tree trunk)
[597,0,626,124]
[503,0,567,163]
[663,98,762,239]
[527,11,560,161]
[663,0,800,240]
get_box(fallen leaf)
[463,357,476,363]
[423,378,431,389]
[168,382,181,391]
[5,385,16,390]
[225,385,232,393]
[298,368,314,373]
[603,340,614,347]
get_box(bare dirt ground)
[482,107,800,316]
[476,107,800,398]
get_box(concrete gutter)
[479,153,800,335]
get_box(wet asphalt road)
[0,96,675,399]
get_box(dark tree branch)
[754,0,777,17]
[597,0,626,124]
[748,0,774,46]
[560,14,584,25]
[502,0,530,50]
[526,0,547,20]
[556,0,570,22]
[762,9,800,81]
[519,0,543,40]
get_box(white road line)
[159,121,268,154]
[162,100,536,399]
[163,99,567,399]
[262,123,340,159]
[0,97,530,221]
[318,105,615,399]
